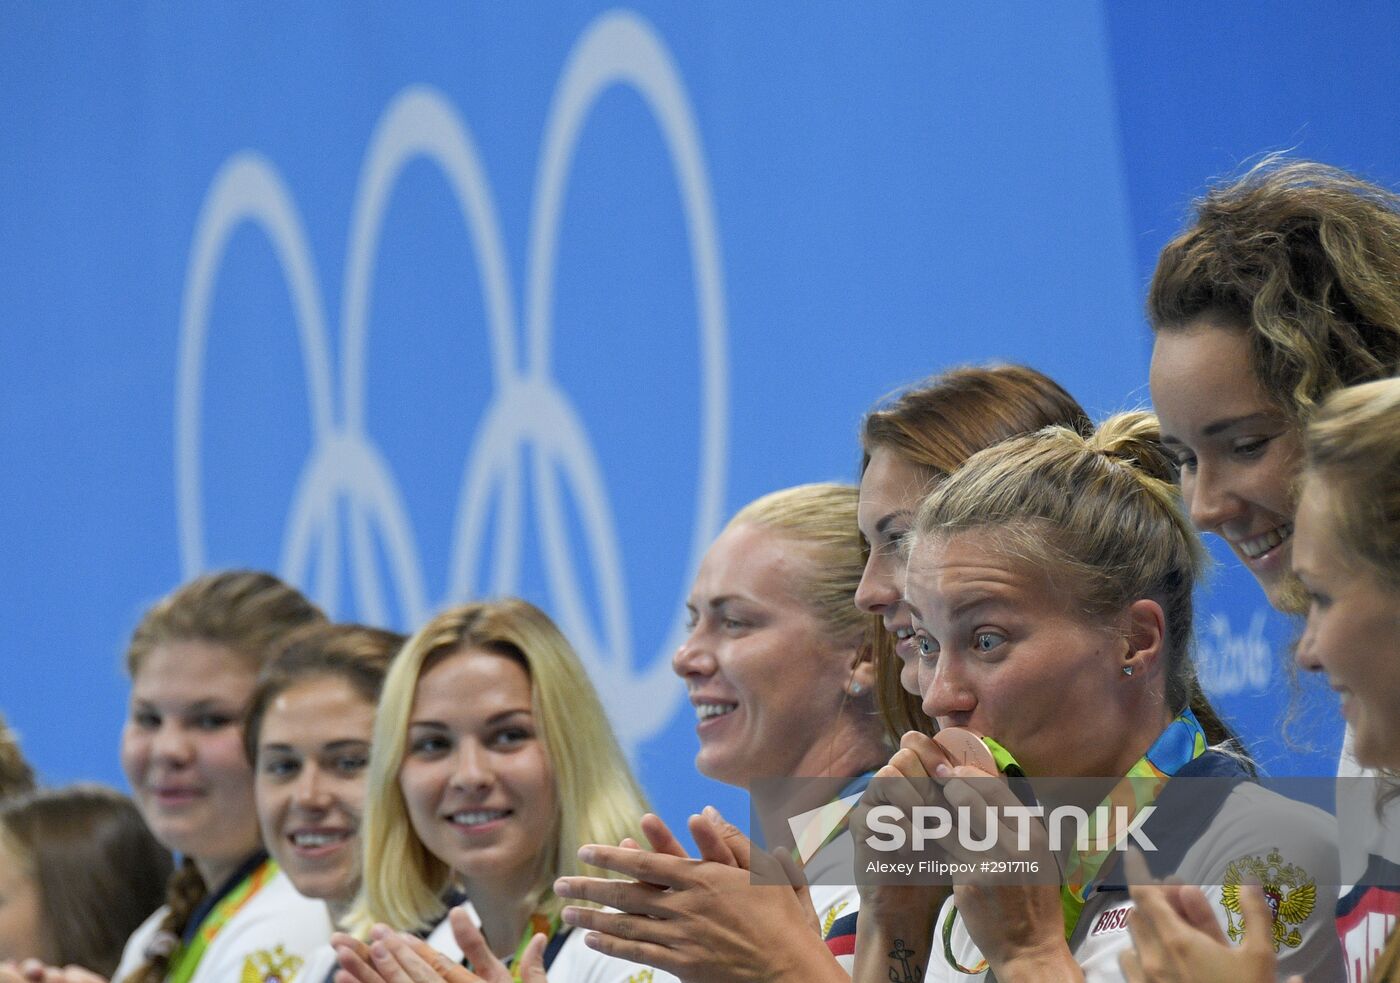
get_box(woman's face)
[674,522,861,788]
[1150,320,1305,611]
[904,528,1138,778]
[398,649,555,892]
[255,676,375,907]
[857,446,931,697]
[1293,479,1400,768]
[120,641,261,883]
[0,841,50,964]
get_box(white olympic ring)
[175,9,728,749]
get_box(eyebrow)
[1162,412,1279,444]
[408,709,532,729]
[875,511,912,536]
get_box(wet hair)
[350,598,648,934]
[1,785,173,976]
[911,411,1242,756]
[1149,156,1400,425]
[859,364,1093,741]
[0,712,35,801]
[1303,378,1400,592]
[122,571,324,983]
[243,622,406,765]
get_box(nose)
[920,656,976,722]
[1184,461,1244,533]
[1294,619,1324,674]
[450,742,495,794]
[855,551,899,614]
[672,628,717,680]
[150,721,194,764]
[292,763,332,810]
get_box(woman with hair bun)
[0,784,171,978]
[112,571,334,983]
[858,413,1341,982]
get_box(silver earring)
[1122,665,1135,677]
[851,682,864,696]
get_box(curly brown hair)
[1149,156,1400,424]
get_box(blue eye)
[973,631,1005,653]
[489,727,533,750]
[915,634,937,660]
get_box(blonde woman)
[858,414,1340,982]
[555,484,893,982]
[334,599,664,983]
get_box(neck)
[465,878,535,960]
[193,853,254,894]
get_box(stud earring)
[1122,665,1135,677]
[851,682,864,696]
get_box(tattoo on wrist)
[888,939,923,983]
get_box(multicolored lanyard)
[506,912,561,982]
[165,858,278,983]
[941,711,1207,974]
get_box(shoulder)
[113,905,170,983]
[193,871,334,983]
[547,929,678,983]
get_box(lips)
[1234,523,1293,561]
[287,828,352,855]
[151,785,203,806]
[446,808,512,832]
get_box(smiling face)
[674,522,861,788]
[255,675,375,907]
[1150,320,1305,611]
[397,649,555,894]
[857,446,932,696]
[1293,479,1400,768]
[120,641,261,886]
[903,529,1152,778]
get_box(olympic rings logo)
[175,10,728,748]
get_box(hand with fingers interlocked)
[553,809,844,983]
[331,908,547,983]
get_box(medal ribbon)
[165,858,278,983]
[941,711,1207,974]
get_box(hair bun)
[1084,411,1177,484]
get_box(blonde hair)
[122,571,324,983]
[350,598,647,934]
[1303,378,1400,591]
[1150,156,1400,425]
[911,412,1240,751]
[860,365,1092,740]
[729,483,879,652]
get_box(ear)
[847,642,877,697]
[1121,599,1166,677]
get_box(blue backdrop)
[5,2,1393,836]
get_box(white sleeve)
[112,905,168,983]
